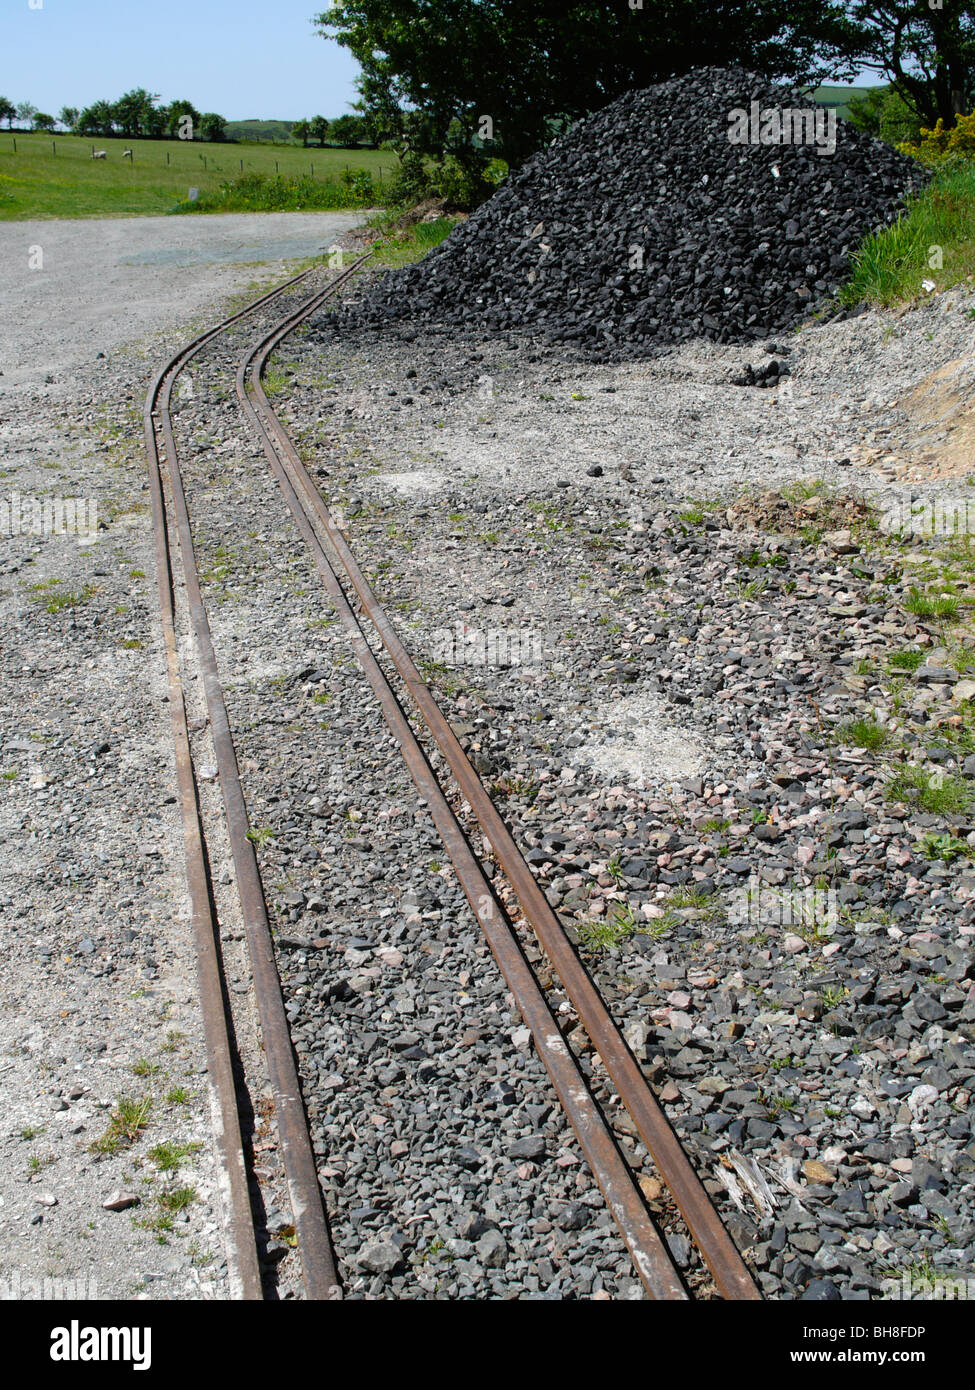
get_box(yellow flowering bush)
[898,113,975,165]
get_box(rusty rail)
[144,262,364,1300]
[146,251,761,1301]
[236,264,761,1301]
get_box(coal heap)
[330,67,926,358]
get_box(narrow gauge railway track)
[146,257,761,1301]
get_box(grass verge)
[840,162,975,305]
[172,171,385,214]
[367,213,457,266]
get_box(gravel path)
[0,210,369,387]
[0,221,366,1302]
[1,213,972,1301]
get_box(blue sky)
[2,0,361,120]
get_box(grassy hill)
[810,84,881,121]
[225,119,295,143]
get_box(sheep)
[91,150,107,159]
[122,149,133,160]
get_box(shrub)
[880,92,922,146]
[425,155,486,208]
[340,167,374,201]
[384,153,431,206]
[848,87,921,146]
[381,150,506,212]
[898,112,975,166]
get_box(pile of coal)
[731,344,793,388]
[325,67,925,359]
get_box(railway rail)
[144,256,762,1302]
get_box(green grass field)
[810,83,878,122]
[0,131,390,220]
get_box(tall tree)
[78,100,116,137]
[309,114,330,145]
[58,105,79,131]
[843,2,975,126]
[327,113,363,146]
[200,112,227,142]
[16,101,38,129]
[315,0,859,169]
[291,118,311,146]
[112,88,160,138]
[0,97,15,130]
[144,102,168,138]
[164,99,202,139]
[32,112,56,132]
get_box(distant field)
[0,132,391,220]
[810,84,878,121]
[225,120,296,143]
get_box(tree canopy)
[309,114,331,145]
[315,0,860,169]
[68,92,219,140]
[315,0,974,178]
[845,1,975,126]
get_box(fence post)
[166,150,170,164]
[240,158,243,172]
[52,140,55,154]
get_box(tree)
[315,1,859,173]
[58,105,79,131]
[291,118,311,146]
[842,2,975,127]
[16,101,38,129]
[78,100,116,137]
[328,113,363,146]
[351,100,384,146]
[200,112,227,142]
[164,99,201,139]
[32,112,56,132]
[309,114,330,146]
[0,97,15,130]
[144,103,168,138]
[112,88,160,138]
[848,84,921,144]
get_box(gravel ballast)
[278,266,975,1298]
[2,180,973,1300]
